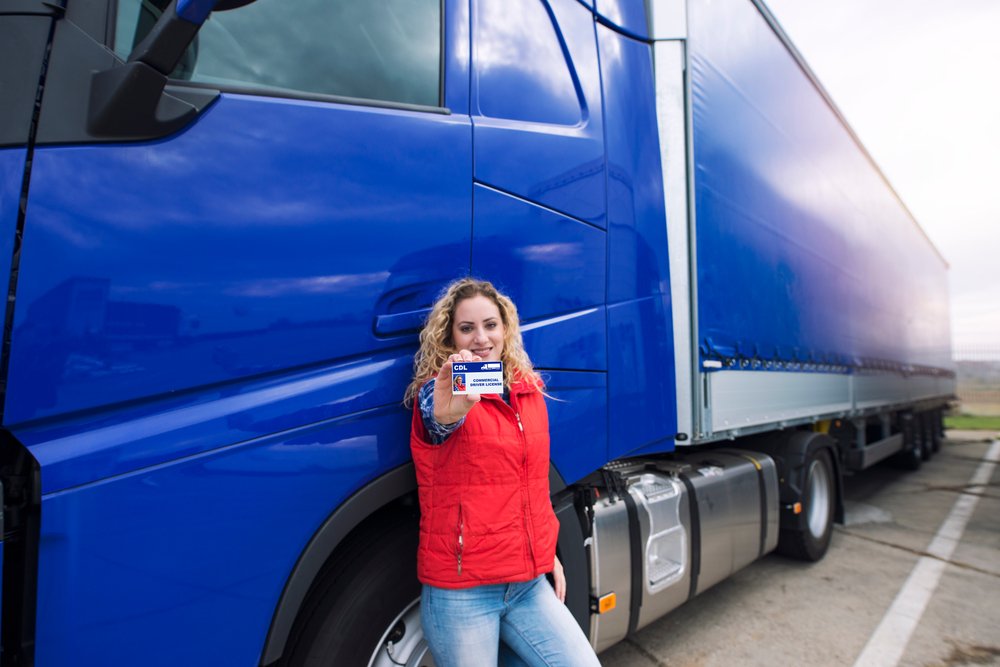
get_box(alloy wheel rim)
[367,597,435,667]
[806,459,832,538]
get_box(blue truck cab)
[0,0,952,664]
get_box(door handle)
[374,308,431,337]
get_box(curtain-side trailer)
[0,0,953,664]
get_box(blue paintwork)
[545,370,607,483]
[34,405,413,667]
[12,1,473,659]
[522,307,607,374]
[594,0,650,40]
[471,180,609,463]
[688,0,951,372]
[607,295,677,458]
[472,0,606,228]
[9,0,620,659]
[29,370,601,667]
[472,184,606,348]
[18,350,413,495]
[0,149,22,319]
[599,26,670,305]
[598,25,677,455]
[8,94,472,427]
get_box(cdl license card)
[452,361,504,395]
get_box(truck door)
[3,2,472,661]
[6,0,472,425]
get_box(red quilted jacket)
[410,377,560,588]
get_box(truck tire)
[919,412,934,461]
[894,415,923,471]
[778,448,835,561]
[284,512,434,667]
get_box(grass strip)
[945,414,1000,430]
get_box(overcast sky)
[764,0,1000,354]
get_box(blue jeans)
[421,575,601,667]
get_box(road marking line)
[853,439,1000,667]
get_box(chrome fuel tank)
[679,451,779,598]
[588,450,778,651]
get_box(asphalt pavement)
[599,430,1000,667]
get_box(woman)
[405,278,601,667]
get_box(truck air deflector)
[607,296,678,458]
[598,26,670,307]
[596,19,678,458]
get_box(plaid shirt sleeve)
[419,378,464,445]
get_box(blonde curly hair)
[404,278,538,404]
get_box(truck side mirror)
[87,0,256,138]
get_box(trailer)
[0,0,953,664]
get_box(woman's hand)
[433,350,483,425]
[552,556,566,603]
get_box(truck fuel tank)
[587,451,778,651]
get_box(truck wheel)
[919,413,933,461]
[779,448,835,561]
[894,415,923,471]
[930,410,943,454]
[284,512,435,667]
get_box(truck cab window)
[114,0,441,107]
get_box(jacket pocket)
[456,502,464,576]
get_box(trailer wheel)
[284,512,435,667]
[779,448,835,561]
[894,415,923,471]
[919,413,934,461]
[930,410,943,454]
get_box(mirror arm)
[128,0,202,74]
[87,0,217,139]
